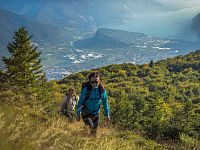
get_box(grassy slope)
[0,105,167,150]
[1,103,200,149]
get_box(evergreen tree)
[150,60,154,68]
[0,70,5,89]
[2,27,43,94]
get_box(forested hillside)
[60,50,200,142]
[0,27,199,149]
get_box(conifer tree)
[0,70,5,89]
[2,27,43,94]
[149,60,154,68]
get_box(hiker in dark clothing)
[76,72,110,135]
[58,87,79,121]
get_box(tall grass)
[0,105,199,150]
[0,105,165,150]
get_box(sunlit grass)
[0,105,164,150]
[0,105,199,150]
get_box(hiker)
[76,72,110,135]
[58,87,79,121]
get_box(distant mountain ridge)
[192,13,200,39]
[0,0,172,30]
[0,9,73,51]
[0,0,198,41]
[0,9,74,69]
[74,28,149,49]
[74,28,200,50]
[74,28,131,49]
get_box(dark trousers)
[62,110,75,121]
[81,108,99,135]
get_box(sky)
[157,0,200,9]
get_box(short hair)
[67,87,76,95]
[68,87,75,92]
[88,72,101,80]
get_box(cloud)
[156,0,200,9]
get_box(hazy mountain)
[0,0,198,41]
[0,0,173,30]
[0,9,74,68]
[0,9,74,44]
[74,28,200,50]
[74,28,132,49]
[192,13,200,39]
[0,9,72,48]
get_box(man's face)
[69,90,74,96]
[90,76,100,88]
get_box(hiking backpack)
[81,81,104,106]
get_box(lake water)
[104,11,199,41]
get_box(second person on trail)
[76,72,110,136]
[59,87,79,121]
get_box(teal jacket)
[76,87,109,117]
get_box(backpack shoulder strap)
[83,85,92,105]
[60,94,68,113]
[81,81,90,92]
[98,83,105,99]
[63,94,68,102]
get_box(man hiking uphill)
[58,88,79,121]
[76,72,110,136]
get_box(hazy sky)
[157,0,200,8]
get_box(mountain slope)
[74,28,130,49]
[0,0,172,29]
[0,9,74,69]
[192,13,200,39]
[0,0,198,43]
[74,28,200,50]
[74,28,151,49]
[0,9,73,54]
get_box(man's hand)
[104,116,111,126]
[76,115,81,121]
